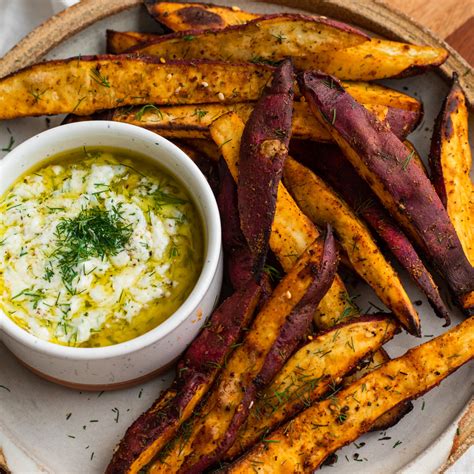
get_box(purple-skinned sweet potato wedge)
[217,159,254,290]
[298,70,474,308]
[291,140,450,325]
[106,282,261,474]
[147,228,338,473]
[238,59,294,276]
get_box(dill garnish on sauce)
[51,204,132,292]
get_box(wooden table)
[384,0,474,65]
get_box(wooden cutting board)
[385,0,474,66]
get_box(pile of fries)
[0,2,472,472]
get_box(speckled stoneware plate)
[0,1,472,473]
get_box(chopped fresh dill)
[249,56,281,66]
[402,149,415,171]
[263,264,282,281]
[2,128,15,152]
[51,204,132,292]
[183,35,195,41]
[135,104,163,121]
[192,108,208,122]
[72,96,87,113]
[152,186,187,209]
[271,32,287,43]
[28,89,47,103]
[90,67,111,88]
[83,147,102,159]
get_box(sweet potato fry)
[144,3,447,80]
[292,141,450,324]
[148,233,338,473]
[106,30,160,54]
[86,99,418,141]
[0,56,274,119]
[430,74,474,313]
[224,315,399,460]
[299,71,474,308]
[130,14,369,69]
[145,1,258,31]
[229,316,474,473]
[209,112,350,326]
[238,59,294,275]
[284,156,421,335]
[106,283,261,474]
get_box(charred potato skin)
[430,75,474,314]
[298,71,474,303]
[144,3,447,80]
[145,1,259,31]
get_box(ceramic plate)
[0,1,472,472]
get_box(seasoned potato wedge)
[284,157,421,335]
[145,1,258,31]
[430,75,474,314]
[210,112,350,325]
[148,235,338,472]
[131,14,369,69]
[209,112,408,431]
[84,99,418,142]
[299,71,474,307]
[143,3,447,80]
[229,317,474,473]
[0,56,274,119]
[430,77,474,262]
[225,315,400,460]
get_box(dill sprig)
[51,204,132,292]
[153,185,188,209]
[90,67,111,88]
[135,104,163,121]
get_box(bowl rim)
[0,121,222,360]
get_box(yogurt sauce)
[0,147,203,347]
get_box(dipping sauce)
[0,147,203,347]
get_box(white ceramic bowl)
[0,121,223,390]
